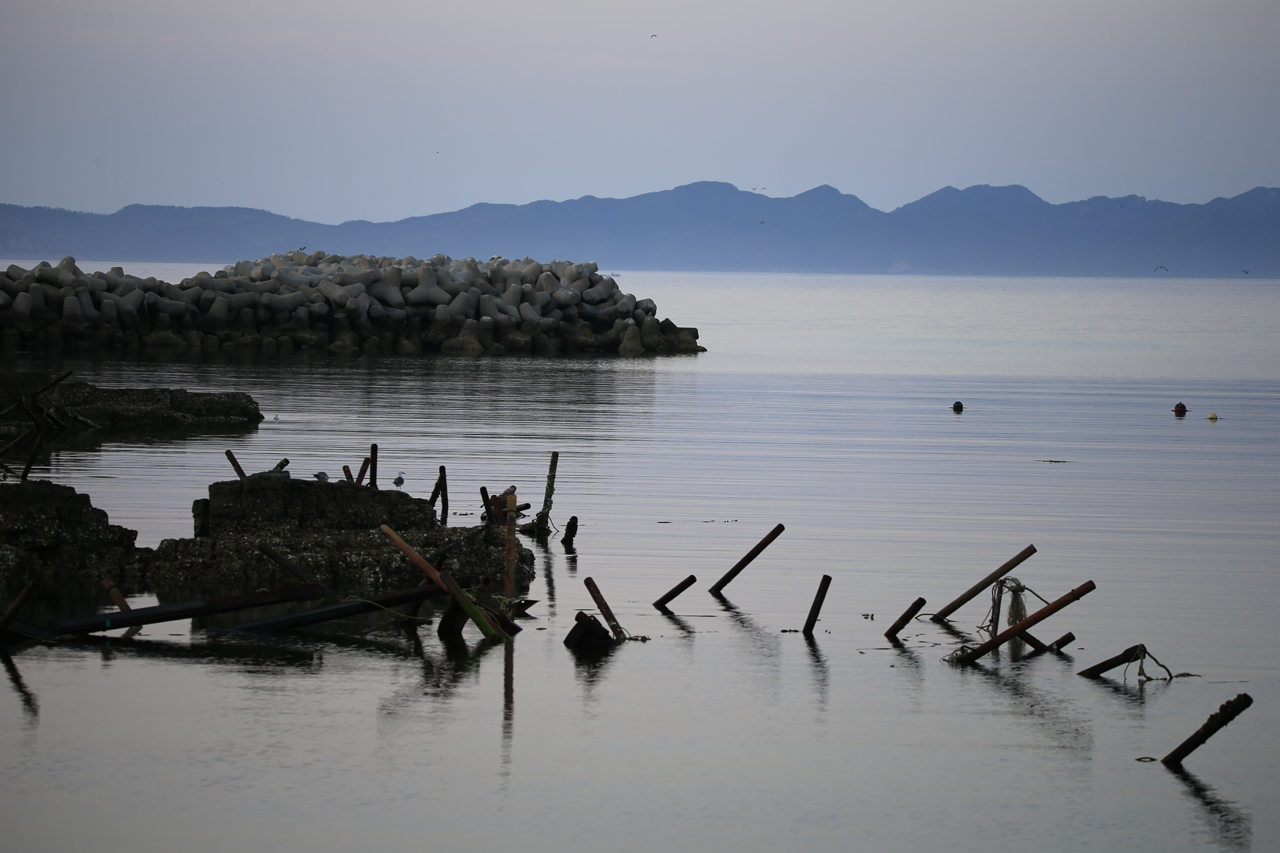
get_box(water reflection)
[1169,766,1252,851]
[964,661,1094,756]
[1,651,38,723]
[803,635,829,716]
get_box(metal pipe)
[708,523,785,594]
[584,577,626,641]
[931,544,1037,622]
[954,580,1096,665]
[653,575,697,610]
[885,597,927,640]
[1162,694,1254,767]
[802,575,832,636]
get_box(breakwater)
[0,252,706,357]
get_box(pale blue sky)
[2,0,1277,223]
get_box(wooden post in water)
[1078,644,1147,678]
[1162,694,1254,768]
[101,578,131,612]
[534,451,558,537]
[931,544,1037,622]
[1049,632,1075,652]
[356,457,371,486]
[342,465,354,484]
[653,575,697,610]
[709,523,786,594]
[954,581,1096,665]
[561,516,579,547]
[224,449,248,481]
[505,494,518,601]
[802,575,833,637]
[0,579,39,633]
[437,467,449,521]
[480,486,494,524]
[368,443,378,489]
[885,597,927,640]
[379,525,506,640]
[584,577,626,641]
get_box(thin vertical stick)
[709,523,785,594]
[931,544,1037,622]
[224,449,248,481]
[802,575,832,636]
[885,597,927,640]
[584,577,626,641]
[369,443,378,489]
[480,486,494,524]
[505,494,517,601]
[535,451,559,536]
[439,466,448,522]
[653,575,697,610]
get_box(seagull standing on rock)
[394,471,405,490]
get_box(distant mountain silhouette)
[2,182,1276,277]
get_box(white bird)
[314,472,329,482]
[273,414,280,422]
[394,471,405,490]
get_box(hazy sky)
[2,0,1277,223]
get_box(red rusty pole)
[954,580,1095,665]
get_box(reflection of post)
[503,640,514,734]
[1,650,39,718]
[931,544,1036,622]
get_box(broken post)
[1049,632,1075,652]
[1162,694,1254,768]
[534,451,558,537]
[342,465,354,484]
[356,457,370,486]
[368,443,378,489]
[480,486,494,524]
[802,575,832,637]
[257,542,344,604]
[101,578,131,612]
[885,597,927,641]
[224,449,247,481]
[564,610,614,651]
[505,494,517,601]
[708,523,786,594]
[561,516,578,547]
[0,579,39,634]
[584,577,626,641]
[931,544,1037,622]
[438,466,449,521]
[379,525,506,640]
[1078,644,1147,678]
[953,580,1096,665]
[653,575,697,611]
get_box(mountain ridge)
[1,182,1276,277]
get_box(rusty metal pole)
[584,577,626,641]
[802,575,832,636]
[931,544,1037,622]
[0,579,39,633]
[380,525,507,640]
[1078,644,1147,678]
[355,457,371,486]
[653,575,697,610]
[708,523,786,594]
[1161,694,1254,767]
[224,449,248,481]
[505,494,517,601]
[885,597,927,640]
[954,580,1096,665]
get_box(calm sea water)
[2,265,1278,852]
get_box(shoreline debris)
[708,523,785,594]
[1162,694,1254,768]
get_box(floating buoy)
[952,401,964,413]
[1207,413,1219,421]
[1172,402,1188,416]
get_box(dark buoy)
[952,401,964,413]
[1173,402,1188,417]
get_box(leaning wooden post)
[931,544,1037,622]
[438,466,448,522]
[355,457,371,486]
[101,578,132,612]
[584,577,626,641]
[224,449,248,481]
[802,575,832,637]
[0,578,39,633]
[885,597,927,640]
[653,575,697,610]
[534,451,558,537]
[953,580,1095,665]
[1048,632,1075,652]
[379,525,507,640]
[708,523,786,594]
[342,465,355,484]
[368,443,378,489]
[1078,644,1147,678]
[504,494,517,601]
[480,486,494,524]
[1161,694,1254,768]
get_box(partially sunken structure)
[1,253,706,357]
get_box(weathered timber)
[931,544,1037,622]
[1049,632,1076,651]
[28,585,326,635]
[1078,644,1147,678]
[802,575,832,637]
[356,457,370,486]
[1162,694,1254,767]
[708,523,785,594]
[379,524,506,640]
[953,580,1096,665]
[584,577,626,641]
[653,575,697,611]
[504,493,517,601]
[369,443,378,489]
[225,449,248,481]
[885,597,927,640]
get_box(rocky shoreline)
[0,252,705,358]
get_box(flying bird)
[1242,270,1251,274]
[759,220,765,224]
[313,472,329,482]
[651,34,657,38]
[1154,266,1169,272]
[394,471,405,490]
